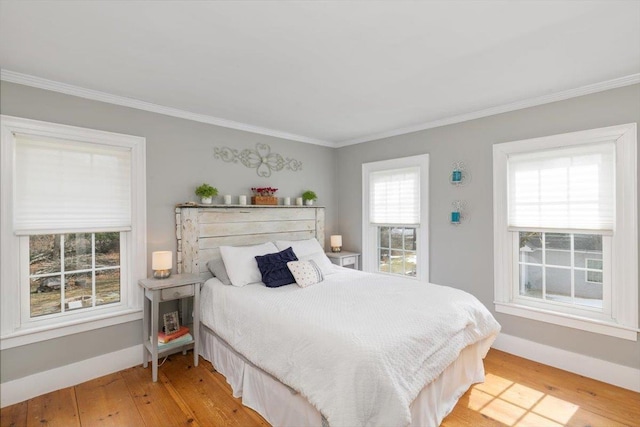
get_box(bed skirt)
[199,325,494,427]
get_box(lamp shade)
[330,235,342,247]
[152,251,172,270]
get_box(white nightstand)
[139,273,203,382]
[325,251,360,269]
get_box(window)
[518,232,606,310]
[362,155,429,281]
[27,232,121,318]
[378,227,417,276]
[1,116,146,349]
[493,124,637,340]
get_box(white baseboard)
[492,333,640,392]
[0,344,142,408]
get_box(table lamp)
[330,235,342,253]
[152,251,172,279]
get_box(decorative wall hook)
[214,143,303,177]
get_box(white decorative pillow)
[287,260,324,288]
[220,242,278,287]
[275,238,335,275]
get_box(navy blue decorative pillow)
[255,247,299,288]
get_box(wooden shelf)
[176,203,324,208]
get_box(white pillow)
[220,242,278,287]
[275,238,335,275]
[287,260,324,287]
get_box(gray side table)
[138,273,203,381]
[325,251,360,269]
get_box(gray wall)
[336,84,640,368]
[1,80,638,384]
[0,81,337,383]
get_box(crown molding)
[0,69,335,148]
[335,73,640,147]
[3,69,638,149]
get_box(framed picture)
[163,311,180,335]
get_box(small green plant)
[302,190,317,201]
[195,183,218,198]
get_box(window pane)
[519,232,541,263]
[574,270,603,308]
[390,228,403,249]
[404,228,416,250]
[390,250,404,274]
[520,264,543,298]
[96,269,120,306]
[30,276,61,317]
[65,272,93,311]
[546,250,570,267]
[545,233,570,250]
[379,249,390,272]
[404,251,417,277]
[29,234,61,275]
[545,267,571,302]
[574,234,602,252]
[379,227,390,248]
[520,248,541,264]
[65,233,92,271]
[574,233,603,271]
[95,232,120,267]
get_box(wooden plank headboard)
[175,205,325,279]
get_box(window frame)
[1,115,147,350]
[362,154,429,281]
[493,123,638,341]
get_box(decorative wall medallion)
[214,143,303,177]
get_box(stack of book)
[156,325,192,348]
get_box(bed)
[175,205,500,427]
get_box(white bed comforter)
[200,268,500,427]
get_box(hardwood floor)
[2,349,638,426]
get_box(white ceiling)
[1,1,639,147]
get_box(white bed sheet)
[200,270,500,426]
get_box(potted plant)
[302,190,317,206]
[251,187,278,205]
[195,183,218,204]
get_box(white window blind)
[14,134,132,234]
[507,142,615,232]
[370,166,420,225]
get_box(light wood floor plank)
[120,365,199,427]
[160,354,265,426]
[74,372,144,427]
[481,350,640,425]
[2,348,639,427]
[1,400,27,427]
[25,387,80,427]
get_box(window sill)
[0,308,143,350]
[494,302,638,341]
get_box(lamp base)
[331,246,342,253]
[153,269,171,279]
